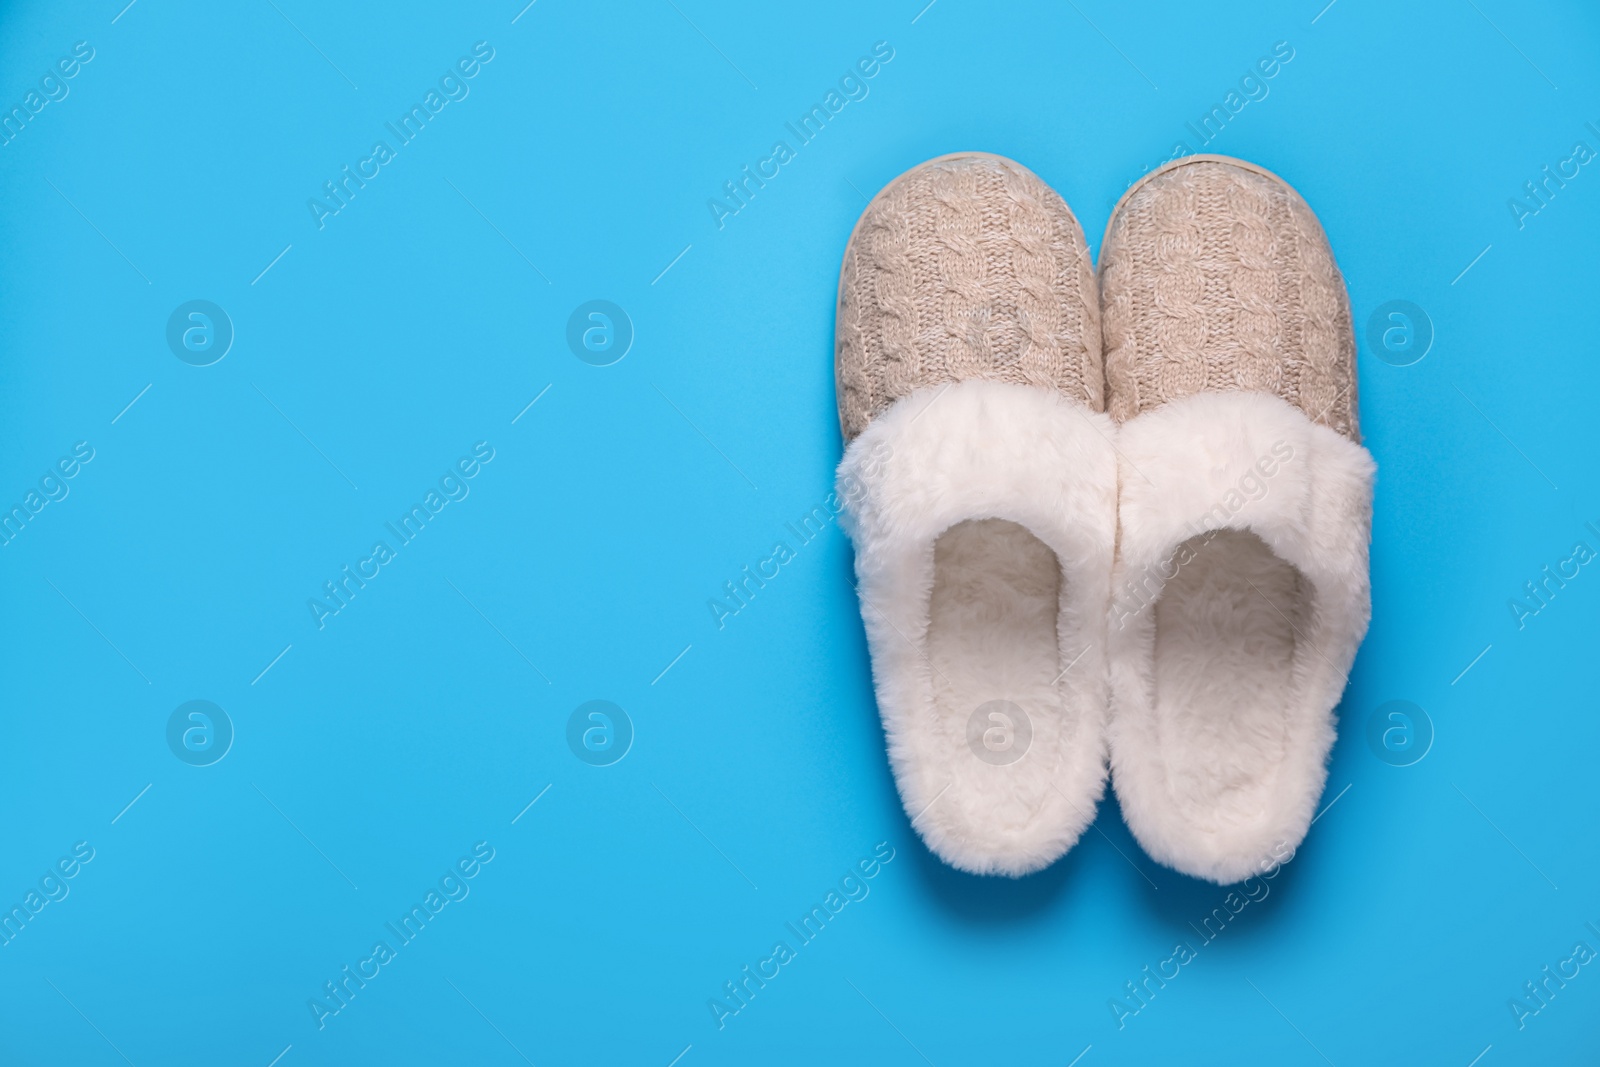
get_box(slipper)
[834,153,1119,877]
[1099,155,1375,884]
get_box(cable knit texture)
[1100,156,1359,441]
[836,153,1102,441]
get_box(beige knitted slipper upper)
[1099,155,1374,885]
[1100,155,1359,441]
[836,153,1102,441]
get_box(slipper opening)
[928,518,1065,792]
[1151,528,1308,833]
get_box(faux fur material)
[1108,391,1375,884]
[838,380,1119,876]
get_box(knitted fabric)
[1099,158,1359,441]
[836,154,1103,442]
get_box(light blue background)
[1,1,1597,1064]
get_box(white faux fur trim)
[838,380,1119,877]
[1108,391,1375,884]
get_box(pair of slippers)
[835,153,1374,884]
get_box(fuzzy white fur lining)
[1108,391,1375,884]
[838,380,1119,877]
